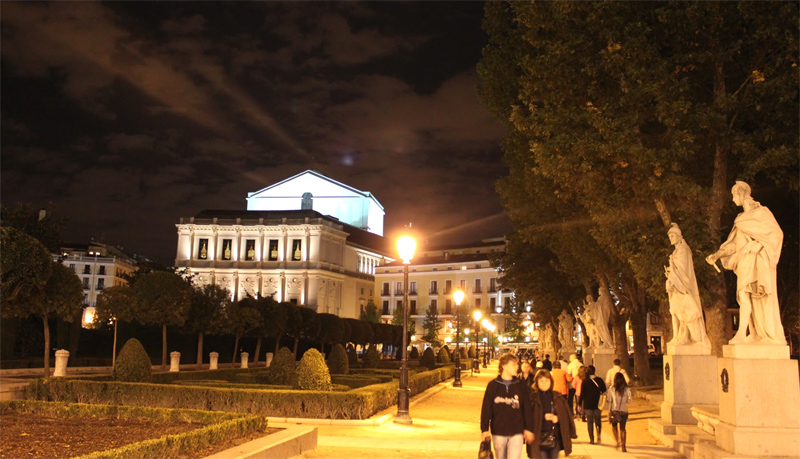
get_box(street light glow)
[397,236,416,264]
[453,289,465,306]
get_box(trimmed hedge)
[113,339,151,383]
[330,374,383,389]
[420,347,436,368]
[363,345,379,368]
[327,344,349,375]
[295,349,332,391]
[437,347,451,364]
[2,400,267,459]
[27,366,455,420]
[270,347,297,386]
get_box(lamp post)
[473,309,482,373]
[482,319,495,368]
[395,236,416,425]
[452,289,465,387]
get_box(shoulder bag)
[539,400,557,449]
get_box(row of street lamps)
[394,235,497,424]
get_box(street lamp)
[482,319,495,368]
[395,235,416,425]
[452,289,465,387]
[473,309,482,373]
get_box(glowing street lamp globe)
[453,289,465,306]
[397,236,416,264]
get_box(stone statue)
[199,242,207,259]
[585,291,614,348]
[247,246,255,260]
[706,181,786,345]
[581,296,601,349]
[558,309,576,354]
[665,223,711,351]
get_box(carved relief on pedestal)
[241,277,257,298]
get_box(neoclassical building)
[174,172,392,319]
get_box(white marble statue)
[589,289,615,348]
[558,309,576,354]
[665,223,711,351]
[706,181,786,345]
[581,296,602,349]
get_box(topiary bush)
[327,344,349,375]
[269,347,297,386]
[113,338,152,383]
[437,347,451,364]
[295,348,332,391]
[363,345,379,368]
[410,346,420,359]
[459,347,468,359]
[420,347,436,368]
[346,344,358,365]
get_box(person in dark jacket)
[580,365,607,444]
[526,369,577,458]
[542,354,553,371]
[481,353,535,459]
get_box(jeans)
[493,433,524,459]
[585,408,601,440]
[568,388,576,414]
[539,438,561,459]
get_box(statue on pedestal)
[706,181,786,345]
[558,309,576,354]
[586,290,614,348]
[665,223,711,351]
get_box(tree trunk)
[630,304,650,385]
[253,337,262,366]
[161,324,168,371]
[196,332,204,370]
[68,313,81,358]
[43,316,51,377]
[293,338,299,358]
[658,299,673,345]
[275,333,283,354]
[112,320,118,367]
[232,334,241,364]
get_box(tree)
[392,302,416,336]
[318,313,346,353]
[1,227,53,305]
[361,299,381,323]
[224,297,262,363]
[344,318,364,351]
[422,305,442,347]
[251,295,286,365]
[1,202,67,253]
[94,285,136,364]
[131,271,192,370]
[501,299,527,344]
[26,263,83,376]
[186,284,231,369]
[479,1,798,356]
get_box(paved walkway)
[287,365,683,459]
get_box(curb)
[204,425,317,459]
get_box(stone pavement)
[288,365,683,459]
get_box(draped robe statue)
[558,309,576,353]
[706,181,785,345]
[665,223,711,352]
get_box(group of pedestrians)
[480,353,632,459]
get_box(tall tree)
[131,271,192,370]
[1,202,67,253]
[1,227,52,304]
[422,305,442,347]
[186,284,231,369]
[251,295,286,364]
[479,1,799,355]
[224,297,262,363]
[361,299,381,323]
[94,285,136,363]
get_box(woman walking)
[527,369,577,458]
[579,365,607,444]
[520,360,535,388]
[608,372,632,451]
[572,365,586,420]
[480,353,535,459]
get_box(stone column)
[710,344,800,458]
[240,352,249,368]
[661,344,717,425]
[170,351,181,372]
[265,352,274,368]
[53,349,69,377]
[209,352,219,370]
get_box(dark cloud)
[1,1,508,264]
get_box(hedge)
[27,366,455,420]
[330,374,383,389]
[2,400,267,459]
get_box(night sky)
[1,2,509,264]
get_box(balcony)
[381,289,390,296]
[429,288,438,295]
[473,287,482,294]
[443,288,452,295]
[382,306,390,315]
[409,289,417,296]
[395,289,404,296]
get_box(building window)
[504,297,511,307]
[410,300,417,315]
[490,297,496,308]
[83,294,89,305]
[430,280,438,294]
[396,300,402,313]
[474,279,482,293]
[475,298,482,308]
[361,288,364,294]
[198,238,209,259]
[221,239,232,260]
[431,300,438,314]
[98,266,106,275]
[289,298,298,305]
[445,299,452,315]
[382,282,390,296]
[444,280,452,294]
[383,301,390,315]
[432,267,438,271]
[409,281,417,295]
[97,278,105,290]
[268,239,279,261]
[460,279,467,290]
[244,239,256,261]
[69,264,76,272]
[292,240,302,261]
[82,278,90,289]
[83,265,91,274]
[489,278,497,292]
[396,281,403,295]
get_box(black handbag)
[478,438,494,459]
[539,399,557,449]
[609,410,623,423]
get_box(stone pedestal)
[53,350,69,377]
[661,354,718,425]
[169,351,181,372]
[592,347,615,380]
[714,344,800,458]
[583,348,594,367]
[240,352,249,369]
[209,352,219,370]
[265,352,274,368]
